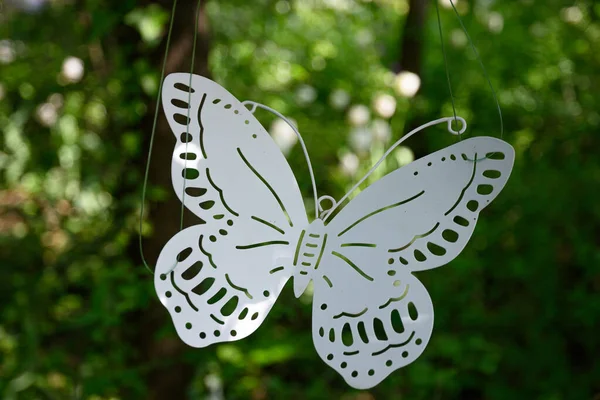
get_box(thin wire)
[447,0,504,141]
[323,116,466,223]
[164,0,204,276]
[435,0,459,134]
[242,100,319,220]
[139,0,179,275]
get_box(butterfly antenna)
[242,101,319,220]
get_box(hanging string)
[139,0,180,275]
[139,0,204,275]
[172,0,204,273]
[437,0,504,142]
[435,0,459,134]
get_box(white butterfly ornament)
[154,73,514,389]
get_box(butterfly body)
[292,219,328,296]
[155,73,515,389]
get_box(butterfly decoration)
[153,73,514,389]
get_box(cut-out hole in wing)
[174,82,195,93]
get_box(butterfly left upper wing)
[310,137,514,388]
[162,73,308,230]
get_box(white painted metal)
[154,73,515,389]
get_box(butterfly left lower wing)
[155,218,295,347]
[311,137,514,388]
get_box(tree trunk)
[396,0,429,155]
[397,0,428,74]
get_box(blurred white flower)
[371,119,391,143]
[451,29,468,47]
[311,56,326,71]
[487,12,504,33]
[270,118,298,155]
[347,104,370,126]
[49,93,64,108]
[439,0,458,9]
[561,6,583,24]
[275,61,292,84]
[356,29,374,47]
[85,100,108,127]
[340,152,359,176]
[530,23,546,38]
[330,89,350,110]
[324,0,352,11]
[349,126,372,153]
[296,84,317,105]
[394,71,421,98]
[9,0,48,12]
[58,145,81,168]
[275,1,291,14]
[205,373,224,400]
[0,41,16,64]
[395,146,414,166]
[205,373,222,391]
[373,93,397,119]
[557,60,573,79]
[61,57,84,83]
[36,103,58,127]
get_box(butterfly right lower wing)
[311,137,514,388]
[310,253,434,390]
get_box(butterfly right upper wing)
[309,137,514,388]
[327,137,515,272]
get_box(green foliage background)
[1,0,599,399]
